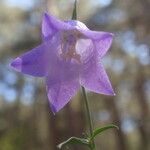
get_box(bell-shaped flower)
[10,13,115,113]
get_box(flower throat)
[60,31,81,63]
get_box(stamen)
[60,31,81,63]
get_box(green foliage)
[89,124,119,141]
[58,124,118,149]
[57,137,90,149]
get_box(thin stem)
[72,1,96,149]
[81,87,96,150]
[81,87,93,135]
[72,0,77,19]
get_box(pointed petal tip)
[46,91,57,115]
[82,86,116,96]
[51,104,58,114]
[10,57,22,72]
[48,95,73,114]
[43,12,50,21]
[111,91,116,96]
[107,89,116,96]
[106,32,114,39]
[103,86,115,96]
[50,103,63,114]
[112,93,116,96]
[100,32,114,41]
[47,92,66,114]
[43,12,55,22]
[43,11,49,16]
[43,12,55,21]
[101,91,116,96]
[110,32,114,37]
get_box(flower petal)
[80,30,113,40]
[93,33,113,58]
[46,62,80,113]
[10,43,49,77]
[10,34,61,77]
[79,30,113,58]
[80,58,115,95]
[65,20,88,30]
[42,13,75,34]
[42,13,57,41]
[76,38,94,63]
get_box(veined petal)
[80,58,115,95]
[42,13,57,41]
[10,34,61,77]
[79,30,113,40]
[79,30,113,58]
[46,62,80,113]
[65,20,88,30]
[93,33,113,58]
[42,13,75,33]
[10,43,49,77]
[76,38,94,63]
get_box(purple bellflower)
[10,13,115,113]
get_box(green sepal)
[89,124,119,141]
[57,137,90,149]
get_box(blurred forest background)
[0,0,150,150]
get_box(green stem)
[71,1,96,149]
[81,87,96,150]
[72,0,77,19]
[81,87,93,136]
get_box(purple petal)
[46,62,80,113]
[76,38,94,63]
[42,13,57,41]
[10,34,61,77]
[42,13,75,33]
[93,33,113,58]
[10,43,49,77]
[79,30,113,40]
[80,58,115,95]
[80,30,113,58]
[65,20,88,30]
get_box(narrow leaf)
[90,124,119,141]
[57,137,90,149]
